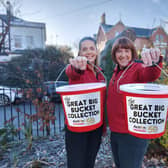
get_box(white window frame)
[26,35,34,49]
[14,35,22,49]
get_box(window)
[160,35,164,42]
[26,36,34,48]
[161,49,166,56]
[14,35,22,48]
[155,35,159,42]
[115,31,119,37]
[155,34,164,42]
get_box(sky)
[2,0,168,54]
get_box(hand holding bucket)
[69,56,88,70]
[55,62,106,132]
[141,48,161,66]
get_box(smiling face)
[79,40,97,64]
[115,47,132,69]
[111,37,138,69]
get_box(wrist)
[71,65,85,74]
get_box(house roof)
[100,23,156,38]
[130,27,156,38]
[101,24,113,33]
[0,14,45,29]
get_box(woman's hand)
[141,48,161,66]
[69,56,88,70]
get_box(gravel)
[0,129,167,168]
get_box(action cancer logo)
[86,117,95,124]
[148,126,158,133]
[133,125,147,132]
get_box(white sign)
[126,96,168,134]
[62,91,101,127]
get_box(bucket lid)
[120,83,168,95]
[56,82,106,93]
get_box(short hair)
[111,37,138,64]
[78,37,96,51]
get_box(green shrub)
[0,123,18,148]
[150,61,168,150]
[159,122,168,149]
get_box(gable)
[101,24,113,33]
[97,26,106,42]
[106,22,125,40]
[151,27,168,40]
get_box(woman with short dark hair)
[107,37,162,168]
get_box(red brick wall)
[106,22,125,41]
[135,38,152,51]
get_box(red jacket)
[66,64,105,84]
[107,58,162,133]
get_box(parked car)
[43,81,68,103]
[0,86,23,106]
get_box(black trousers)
[110,132,149,168]
[65,126,103,168]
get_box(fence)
[0,87,65,140]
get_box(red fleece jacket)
[107,57,163,133]
[65,64,105,84]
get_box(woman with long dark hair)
[65,36,106,168]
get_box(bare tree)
[0,0,21,53]
[0,0,21,16]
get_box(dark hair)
[111,37,138,64]
[78,36,96,52]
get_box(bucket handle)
[55,61,107,84]
[153,62,168,78]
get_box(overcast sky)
[3,0,168,53]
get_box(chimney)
[101,13,106,24]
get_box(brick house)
[96,13,168,63]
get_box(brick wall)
[106,22,125,41]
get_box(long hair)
[78,36,98,65]
[111,37,138,64]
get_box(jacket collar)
[114,61,134,73]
